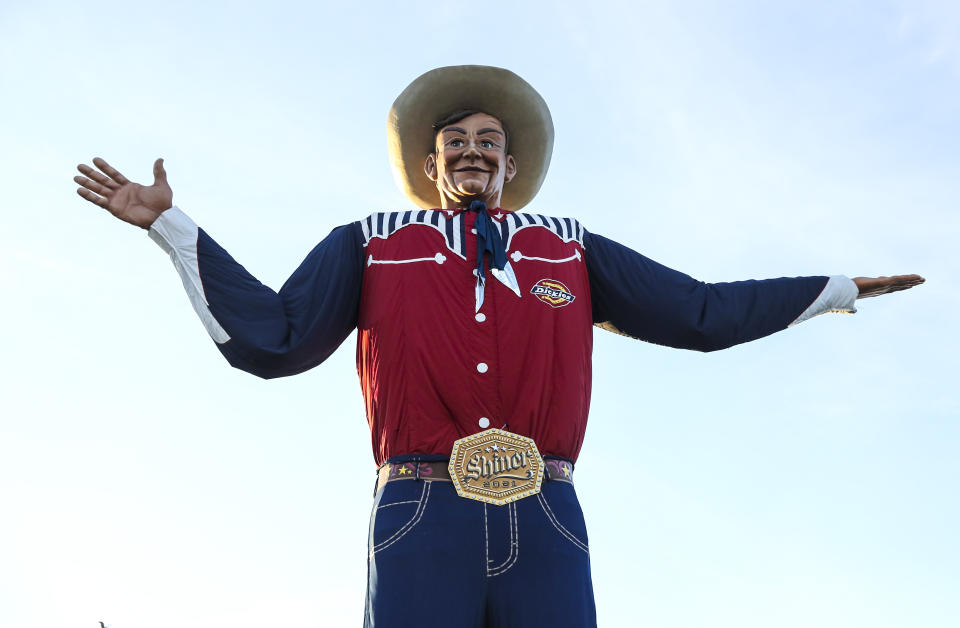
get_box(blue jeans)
[364,462,597,627]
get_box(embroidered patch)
[530,278,576,308]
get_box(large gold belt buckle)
[448,428,545,505]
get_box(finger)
[92,157,131,186]
[74,175,113,197]
[152,157,167,185]
[855,274,924,281]
[78,163,120,189]
[896,274,925,284]
[880,274,921,281]
[76,187,109,208]
[889,284,920,294]
[894,278,925,290]
[854,275,925,290]
[884,275,924,289]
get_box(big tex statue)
[75,65,923,627]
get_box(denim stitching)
[371,482,431,555]
[539,493,588,553]
[488,502,520,577]
[539,493,588,552]
[487,502,516,574]
[376,500,421,510]
[487,502,514,574]
[371,482,430,554]
[537,493,589,554]
[483,503,489,570]
[487,502,509,573]
[507,502,520,573]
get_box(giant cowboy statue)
[74,66,923,626]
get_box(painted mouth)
[455,167,490,173]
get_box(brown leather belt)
[376,458,574,494]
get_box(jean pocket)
[369,481,432,556]
[536,484,590,554]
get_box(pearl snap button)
[477,362,488,373]
[475,313,486,322]
[478,417,490,428]
[471,228,477,234]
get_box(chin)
[456,185,486,196]
[454,176,490,192]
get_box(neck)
[438,190,503,210]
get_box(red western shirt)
[148,205,856,466]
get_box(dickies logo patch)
[530,278,576,308]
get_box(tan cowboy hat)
[387,65,554,211]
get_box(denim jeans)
[364,461,597,627]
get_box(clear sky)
[1,1,957,626]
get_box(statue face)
[424,112,517,209]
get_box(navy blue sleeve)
[197,222,365,378]
[584,231,829,352]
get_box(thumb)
[153,158,167,185]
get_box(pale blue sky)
[1,1,957,626]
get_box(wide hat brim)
[387,65,554,211]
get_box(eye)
[480,140,495,149]
[449,139,464,148]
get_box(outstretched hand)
[853,274,925,299]
[75,157,172,229]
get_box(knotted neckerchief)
[471,200,521,312]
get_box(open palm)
[75,157,172,229]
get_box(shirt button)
[478,417,490,428]
[475,313,486,322]
[471,228,477,234]
[477,362,488,373]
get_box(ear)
[503,154,517,184]
[424,153,438,181]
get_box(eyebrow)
[440,126,504,137]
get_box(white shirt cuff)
[148,206,230,343]
[789,275,858,327]
[148,206,197,253]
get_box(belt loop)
[415,458,421,481]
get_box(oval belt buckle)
[448,428,545,505]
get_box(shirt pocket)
[508,246,582,266]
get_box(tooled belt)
[376,457,574,495]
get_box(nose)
[462,139,482,160]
